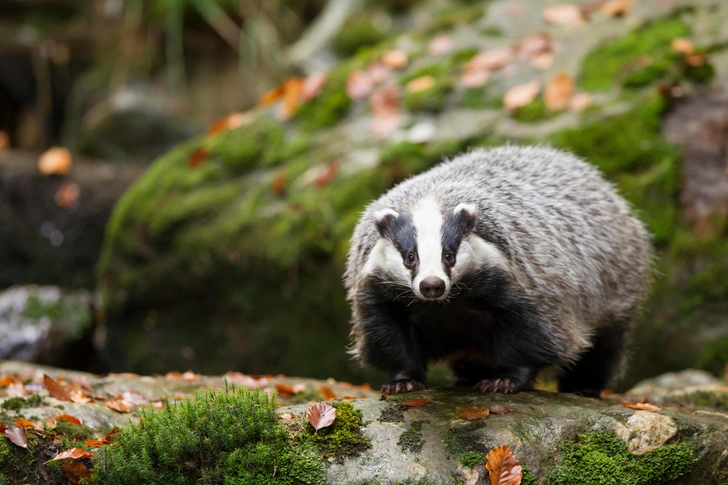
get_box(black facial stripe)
[377,214,419,277]
[442,207,476,277]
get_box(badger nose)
[420,277,446,299]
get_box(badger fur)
[344,146,653,396]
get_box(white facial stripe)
[452,234,510,282]
[361,239,410,285]
[411,198,449,298]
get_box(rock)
[97,0,728,386]
[0,150,144,289]
[0,286,98,370]
[626,369,728,410]
[2,363,727,485]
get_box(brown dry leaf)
[272,172,287,195]
[486,445,523,485]
[279,412,297,422]
[342,396,357,400]
[671,38,694,55]
[503,81,541,113]
[55,182,80,208]
[429,33,454,56]
[368,61,392,84]
[544,71,575,111]
[469,48,513,71]
[56,414,81,425]
[165,371,182,379]
[381,50,408,69]
[568,92,593,112]
[16,418,40,429]
[623,402,661,412]
[188,147,210,168]
[456,406,490,420]
[307,402,337,431]
[0,130,9,152]
[516,33,551,59]
[6,382,27,397]
[205,112,249,137]
[69,390,92,404]
[0,376,17,387]
[38,147,72,176]
[3,426,28,448]
[44,374,71,401]
[282,77,304,120]
[292,383,306,394]
[542,4,586,27]
[61,461,92,484]
[314,161,339,188]
[276,384,296,396]
[685,53,707,67]
[259,84,286,105]
[181,371,201,382]
[530,51,554,70]
[302,71,329,101]
[105,398,132,413]
[225,372,269,388]
[601,0,632,17]
[370,84,401,138]
[406,76,436,93]
[0,424,5,434]
[460,68,491,88]
[84,439,106,447]
[46,447,94,463]
[489,405,513,415]
[319,385,337,401]
[401,399,431,408]
[346,71,374,100]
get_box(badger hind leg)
[558,322,628,398]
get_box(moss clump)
[206,116,287,174]
[458,450,483,468]
[379,139,465,179]
[305,402,371,462]
[460,85,502,110]
[333,17,388,58]
[550,431,695,484]
[92,386,325,485]
[0,433,66,485]
[422,4,486,35]
[512,97,559,123]
[1,394,43,411]
[402,64,454,113]
[521,465,538,485]
[379,403,405,423]
[398,420,425,453]
[444,422,488,457]
[579,18,691,91]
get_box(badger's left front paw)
[381,379,427,395]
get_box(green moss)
[1,395,43,411]
[579,18,691,91]
[521,465,538,485]
[305,402,371,462]
[92,386,325,485]
[53,420,95,442]
[0,433,66,485]
[550,431,695,484]
[695,336,728,377]
[401,64,454,113]
[398,420,425,453]
[379,404,405,423]
[512,97,559,123]
[366,0,424,13]
[206,116,287,173]
[23,295,92,340]
[422,4,486,34]
[333,17,388,58]
[296,89,352,132]
[458,450,483,468]
[444,422,488,457]
[379,139,466,179]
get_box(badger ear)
[374,208,400,239]
[453,203,476,234]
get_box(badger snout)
[420,277,446,299]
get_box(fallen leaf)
[544,71,574,111]
[381,50,408,69]
[302,71,328,101]
[401,399,430,408]
[276,384,296,396]
[6,382,27,397]
[622,402,661,412]
[69,390,93,404]
[568,92,593,112]
[368,61,392,84]
[46,448,94,463]
[429,33,454,56]
[84,439,106,447]
[271,172,287,195]
[379,394,388,401]
[685,53,707,67]
[601,0,632,17]
[342,396,357,400]
[671,37,694,55]
[16,418,40,430]
[188,147,210,168]
[314,161,339,188]
[406,75,436,93]
[319,386,337,401]
[181,371,200,382]
[44,374,71,401]
[292,383,306,394]
[469,48,513,71]
[61,461,92,484]
[105,398,132,413]
[370,84,401,138]
[516,33,551,60]
[205,112,249,137]
[0,130,9,152]
[503,81,541,113]
[282,77,304,120]
[54,182,80,208]
[259,84,286,105]
[3,426,28,448]
[542,4,586,27]
[346,71,374,100]
[0,376,17,387]
[56,415,81,425]
[0,424,6,434]
[489,405,512,415]
[460,68,491,88]
[456,406,490,420]
[279,412,297,422]
[38,147,72,176]
[486,445,523,485]
[530,51,554,70]
[307,403,337,431]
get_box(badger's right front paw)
[381,379,427,395]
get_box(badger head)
[363,198,508,302]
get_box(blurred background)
[0,0,727,390]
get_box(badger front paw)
[474,376,533,394]
[381,379,427,395]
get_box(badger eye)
[404,253,416,267]
[444,252,455,265]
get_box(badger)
[344,146,653,396]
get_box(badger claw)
[381,379,427,395]
[474,377,527,394]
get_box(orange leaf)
[456,406,490,420]
[188,147,210,168]
[406,76,436,93]
[3,426,28,448]
[69,390,92,404]
[346,71,374,100]
[314,161,339,188]
[503,81,541,114]
[530,51,554,70]
[489,405,512,415]
[205,112,249,137]
[542,4,586,26]
[46,447,94,463]
[302,71,329,101]
[544,71,574,111]
[44,374,71,401]
[319,386,337,401]
[486,445,523,485]
[516,33,551,60]
[276,384,295,395]
[341,396,357,400]
[0,376,18,387]
[401,399,430,408]
[0,131,9,152]
[54,182,80,208]
[259,84,286,105]
[271,172,287,195]
[16,418,39,429]
[61,461,92,484]
[307,403,337,431]
[622,402,661,412]
[105,399,132,413]
[282,77,304,120]
[38,147,72,176]
[381,50,408,69]
[84,439,106,447]
[181,371,200,382]
[57,415,81,425]
[6,382,27,397]
[600,0,632,17]
[671,38,694,55]
[468,48,513,71]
